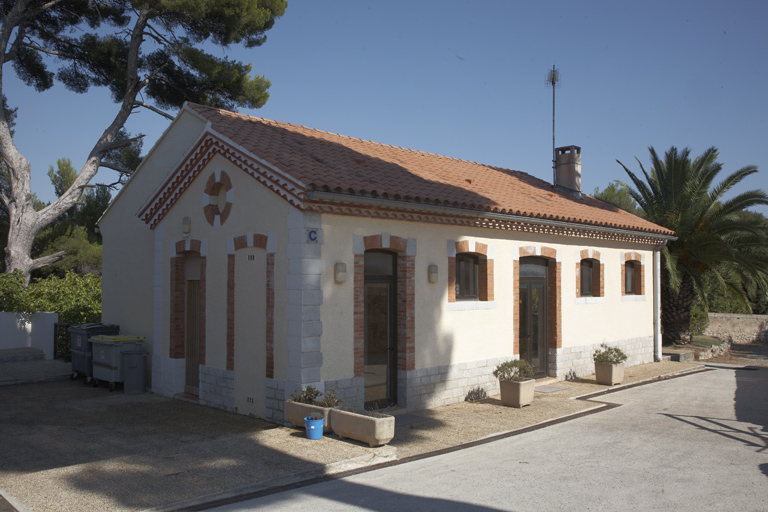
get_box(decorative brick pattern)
[622,252,645,296]
[397,254,416,371]
[548,261,562,350]
[225,232,274,373]
[353,254,365,377]
[169,241,206,363]
[550,337,654,380]
[139,134,305,229]
[576,257,603,298]
[226,254,235,371]
[513,259,520,355]
[199,365,234,411]
[354,235,416,380]
[266,253,275,378]
[448,240,493,303]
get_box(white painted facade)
[100,107,669,422]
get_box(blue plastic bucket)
[304,416,325,440]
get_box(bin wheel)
[109,382,115,392]
[70,372,77,381]
[84,377,92,386]
[92,379,99,388]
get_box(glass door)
[519,258,548,375]
[364,251,397,408]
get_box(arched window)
[579,258,602,297]
[456,253,479,300]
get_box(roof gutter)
[305,190,677,242]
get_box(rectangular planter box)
[285,400,333,433]
[595,362,625,385]
[330,408,395,447]
[499,379,535,408]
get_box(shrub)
[0,271,101,324]
[315,389,343,407]
[593,344,628,365]
[493,359,534,382]
[290,385,322,404]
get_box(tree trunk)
[661,274,696,345]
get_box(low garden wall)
[0,311,59,359]
[705,313,768,344]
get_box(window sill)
[621,295,646,302]
[575,297,606,305]
[447,301,496,311]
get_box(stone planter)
[499,379,535,408]
[595,362,624,385]
[285,400,332,433]
[330,408,395,447]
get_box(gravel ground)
[0,361,702,512]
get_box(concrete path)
[208,366,768,511]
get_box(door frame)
[363,250,398,408]
[518,257,549,376]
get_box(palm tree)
[618,146,768,345]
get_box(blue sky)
[5,0,768,213]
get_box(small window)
[580,260,593,297]
[456,254,479,300]
[625,261,636,295]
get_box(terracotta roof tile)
[186,103,673,236]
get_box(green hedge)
[0,271,101,324]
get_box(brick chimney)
[554,145,582,198]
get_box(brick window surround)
[354,234,415,377]
[621,252,645,296]
[226,233,275,375]
[514,247,562,362]
[448,240,494,302]
[170,239,207,363]
[576,249,604,298]
[203,169,233,228]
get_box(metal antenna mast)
[546,65,560,184]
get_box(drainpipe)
[653,240,667,361]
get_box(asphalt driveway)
[207,365,768,511]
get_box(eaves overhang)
[304,189,677,245]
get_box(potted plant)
[593,344,628,385]
[285,386,342,433]
[330,407,395,447]
[493,359,535,408]
[304,412,325,440]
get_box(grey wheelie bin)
[122,351,148,395]
[90,335,145,391]
[68,324,119,384]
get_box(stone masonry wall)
[199,365,234,412]
[705,313,768,344]
[404,356,509,411]
[551,337,654,380]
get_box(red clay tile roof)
[185,103,673,237]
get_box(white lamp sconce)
[334,262,348,283]
[182,216,191,237]
[428,264,439,283]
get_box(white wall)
[318,213,657,380]
[0,312,59,359]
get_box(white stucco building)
[99,103,675,423]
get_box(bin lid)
[90,335,146,343]
[68,323,120,332]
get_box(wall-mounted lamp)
[182,216,191,237]
[428,264,439,283]
[334,262,348,283]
